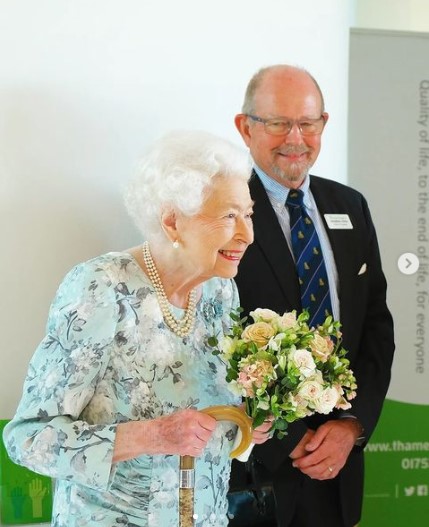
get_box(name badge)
[324,214,353,229]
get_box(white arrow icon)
[397,253,419,275]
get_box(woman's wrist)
[113,419,160,462]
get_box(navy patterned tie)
[286,189,332,327]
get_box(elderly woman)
[3,130,271,527]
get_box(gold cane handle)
[201,405,253,458]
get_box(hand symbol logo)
[29,478,47,518]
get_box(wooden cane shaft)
[179,488,194,527]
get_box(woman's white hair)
[124,129,252,240]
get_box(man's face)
[236,70,328,189]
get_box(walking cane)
[179,405,253,527]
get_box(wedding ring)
[328,466,333,473]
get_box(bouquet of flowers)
[209,308,357,439]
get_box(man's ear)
[322,112,329,127]
[234,114,252,147]
[161,208,178,243]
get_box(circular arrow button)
[397,252,419,275]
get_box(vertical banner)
[349,28,429,525]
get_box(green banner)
[361,399,429,525]
[0,420,52,525]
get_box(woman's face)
[177,175,254,281]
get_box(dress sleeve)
[3,260,119,491]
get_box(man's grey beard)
[271,163,311,185]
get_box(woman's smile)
[218,249,244,261]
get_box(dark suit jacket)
[232,172,395,526]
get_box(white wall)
[0,0,354,418]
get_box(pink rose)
[309,333,334,363]
[237,359,275,397]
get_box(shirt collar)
[253,164,313,209]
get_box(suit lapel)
[250,174,301,309]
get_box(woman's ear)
[160,208,178,243]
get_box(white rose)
[290,349,316,377]
[277,311,298,330]
[250,308,279,323]
[314,387,340,414]
[297,377,324,403]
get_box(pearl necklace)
[142,241,197,338]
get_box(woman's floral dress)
[3,253,241,527]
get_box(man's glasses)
[246,114,326,136]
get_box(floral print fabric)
[4,253,241,526]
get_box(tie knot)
[286,189,304,208]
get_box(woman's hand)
[251,418,274,444]
[113,409,217,462]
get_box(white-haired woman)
[4,130,272,527]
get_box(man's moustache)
[276,146,309,155]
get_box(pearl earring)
[173,240,179,249]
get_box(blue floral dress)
[3,253,241,527]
